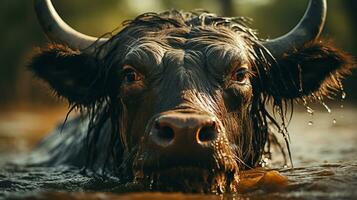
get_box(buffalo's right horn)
[33,0,108,52]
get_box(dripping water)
[342,92,347,100]
[303,98,314,126]
[339,78,347,101]
[321,102,332,114]
[333,119,337,124]
[149,174,155,190]
[317,96,331,114]
[338,79,346,121]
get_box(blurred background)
[0,0,356,158]
[0,0,356,107]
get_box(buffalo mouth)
[132,165,239,193]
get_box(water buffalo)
[28,0,355,193]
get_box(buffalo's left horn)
[263,0,327,56]
[33,0,108,52]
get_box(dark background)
[0,0,356,106]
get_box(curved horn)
[263,0,327,56]
[33,0,108,51]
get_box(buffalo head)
[29,0,354,193]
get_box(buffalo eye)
[122,65,141,84]
[232,68,249,83]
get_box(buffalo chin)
[132,167,239,193]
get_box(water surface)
[0,104,356,199]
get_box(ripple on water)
[0,162,356,200]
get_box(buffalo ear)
[29,44,111,105]
[261,40,355,99]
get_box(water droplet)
[333,119,337,124]
[321,102,331,113]
[306,106,314,116]
[338,78,346,100]
[308,121,313,126]
[302,98,313,115]
[149,175,154,190]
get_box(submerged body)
[2,107,357,199]
[26,0,355,193]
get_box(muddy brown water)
[0,104,356,199]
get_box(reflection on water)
[0,104,357,199]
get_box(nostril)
[158,126,175,141]
[197,124,217,143]
[151,122,175,147]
